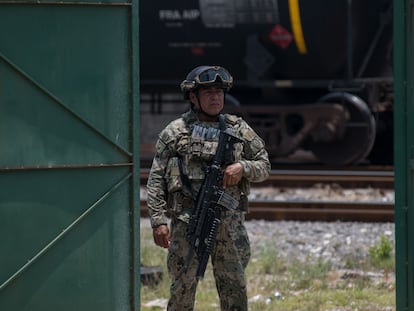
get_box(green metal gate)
[0,1,140,310]
[394,0,414,309]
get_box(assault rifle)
[185,128,242,280]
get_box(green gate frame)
[394,0,414,309]
[0,1,140,310]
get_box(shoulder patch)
[251,137,263,149]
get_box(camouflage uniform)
[147,109,270,311]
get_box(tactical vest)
[165,114,249,218]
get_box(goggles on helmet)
[194,67,233,86]
[180,66,233,95]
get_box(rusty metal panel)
[0,1,140,310]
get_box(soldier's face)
[192,87,224,117]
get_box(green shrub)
[369,235,394,270]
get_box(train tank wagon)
[140,0,393,165]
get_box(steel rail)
[140,199,394,223]
[140,168,394,189]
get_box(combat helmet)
[180,65,233,100]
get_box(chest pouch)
[189,125,221,161]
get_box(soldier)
[146,65,271,311]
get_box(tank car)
[140,0,393,165]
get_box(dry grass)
[140,224,395,311]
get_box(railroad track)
[140,167,394,222]
[140,167,394,189]
[140,200,394,222]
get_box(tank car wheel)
[309,92,376,165]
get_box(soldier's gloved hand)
[222,162,243,189]
[153,224,170,248]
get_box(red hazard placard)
[268,24,293,49]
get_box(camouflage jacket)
[146,109,271,228]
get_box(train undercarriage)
[141,78,393,166]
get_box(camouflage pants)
[167,210,251,311]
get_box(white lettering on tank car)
[183,10,200,19]
[159,9,200,21]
